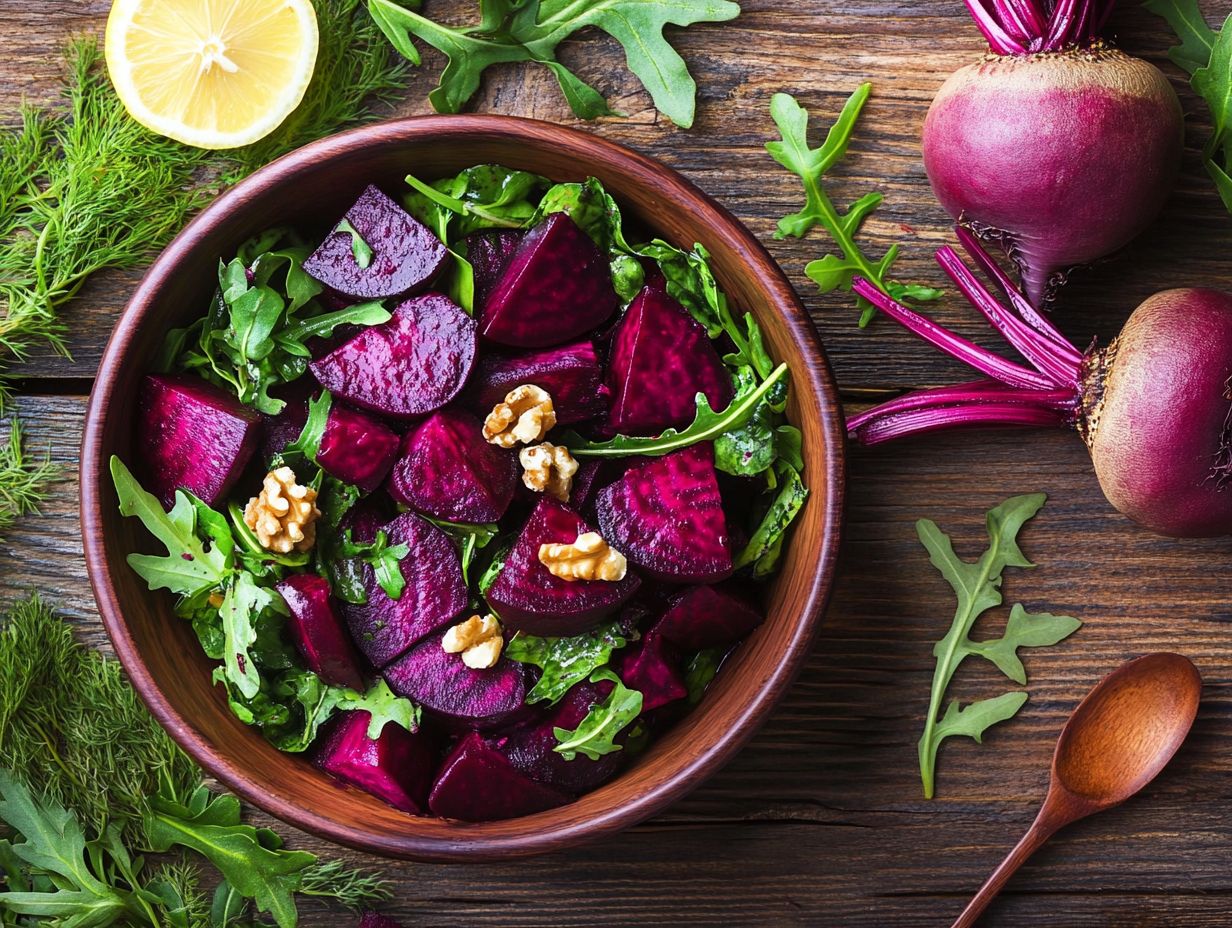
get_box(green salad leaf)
[404,166,549,239]
[734,461,809,576]
[683,648,724,705]
[367,0,741,128]
[505,619,637,705]
[552,670,643,761]
[916,494,1082,798]
[766,86,942,326]
[334,219,374,268]
[338,529,410,601]
[1146,0,1218,74]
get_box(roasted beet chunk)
[480,213,620,348]
[137,374,261,508]
[316,403,400,493]
[656,584,763,651]
[468,341,607,426]
[462,230,523,309]
[342,512,468,667]
[383,630,529,730]
[275,574,367,690]
[487,497,641,636]
[607,286,734,434]
[615,624,686,712]
[309,293,477,418]
[315,711,436,814]
[387,409,518,523]
[595,445,733,583]
[428,732,571,821]
[303,185,447,300]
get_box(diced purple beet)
[303,185,447,300]
[358,914,403,928]
[428,732,571,821]
[606,286,733,434]
[615,625,686,712]
[275,574,367,690]
[137,374,262,508]
[487,497,641,636]
[595,445,732,583]
[309,293,477,418]
[480,214,620,348]
[656,584,763,651]
[463,230,523,309]
[383,630,530,731]
[494,679,624,793]
[468,341,607,426]
[387,409,517,523]
[343,512,468,667]
[260,397,308,466]
[568,460,604,511]
[316,404,400,493]
[315,710,436,814]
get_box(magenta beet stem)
[963,0,1114,53]
[846,379,1076,434]
[850,402,1071,445]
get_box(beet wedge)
[468,340,607,426]
[138,374,261,508]
[480,213,620,348]
[383,629,529,730]
[428,731,571,821]
[310,293,477,418]
[275,574,367,690]
[317,403,401,494]
[315,710,437,814]
[387,409,518,523]
[342,511,468,668]
[657,583,763,651]
[607,286,733,434]
[462,230,523,309]
[487,497,641,636]
[595,445,732,583]
[615,624,686,712]
[304,185,447,300]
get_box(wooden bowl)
[80,115,846,861]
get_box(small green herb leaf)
[552,670,643,761]
[338,529,409,600]
[734,461,809,574]
[967,605,1082,686]
[683,648,723,705]
[282,390,333,466]
[334,219,374,269]
[505,619,637,705]
[1145,0,1217,73]
[931,693,1029,745]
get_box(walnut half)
[442,614,504,669]
[243,466,321,554]
[519,442,579,502]
[539,531,627,582]
[483,384,556,448]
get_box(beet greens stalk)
[848,229,1232,538]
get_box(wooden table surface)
[7,1,1232,925]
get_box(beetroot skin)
[315,710,437,814]
[607,286,733,434]
[480,213,620,348]
[309,293,477,418]
[657,584,763,651]
[595,445,733,583]
[343,512,468,667]
[487,497,641,636]
[923,42,1182,307]
[275,574,367,690]
[316,404,400,494]
[469,341,607,426]
[387,409,518,523]
[137,374,261,508]
[304,185,447,300]
[428,732,571,821]
[383,630,529,730]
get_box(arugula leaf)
[403,166,547,240]
[367,0,741,128]
[218,572,283,701]
[683,648,723,705]
[1145,0,1217,73]
[332,678,421,738]
[765,87,941,326]
[916,495,1081,798]
[553,670,643,761]
[338,529,409,600]
[505,619,637,705]
[334,219,374,269]
[562,362,788,458]
[733,461,808,575]
[111,457,230,599]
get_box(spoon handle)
[949,811,1063,928]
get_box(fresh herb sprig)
[766,86,942,326]
[916,494,1081,799]
[367,0,741,128]
[0,420,53,539]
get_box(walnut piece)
[243,466,321,554]
[442,614,504,669]
[519,442,580,502]
[483,384,556,448]
[539,531,628,582]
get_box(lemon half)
[105,0,319,150]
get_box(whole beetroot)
[922,0,1183,307]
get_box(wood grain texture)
[5,0,1232,922]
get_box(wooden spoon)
[950,652,1202,928]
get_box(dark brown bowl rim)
[80,114,846,860]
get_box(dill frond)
[296,859,394,911]
[0,420,53,539]
[152,859,214,928]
